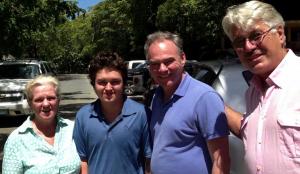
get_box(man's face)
[147,39,186,92]
[94,68,124,104]
[231,22,286,79]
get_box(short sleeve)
[2,135,23,174]
[73,110,87,160]
[195,91,229,140]
[141,107,152,158]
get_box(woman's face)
[30,84,59,123]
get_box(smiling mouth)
[41,110,51,114]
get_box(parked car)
[125,60,205,96]
[125,62,149,96]
[0,59,56,116]
[125,60,146,70]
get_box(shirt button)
[257,165,261,171]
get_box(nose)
[104,82,113,90]
[158,62,168,72]
[243,39,257,52]
[42,98,50,106]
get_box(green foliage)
[39,14,95,73]
[156,0,236,59]
[90,0,133,60]
[0,0,81,58]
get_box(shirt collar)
[251,49,296,90]
[156,73,191,100]
[90,97,137,120]
[18,115,67,133]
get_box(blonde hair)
[25,75,60,103]
[222,0,284,40]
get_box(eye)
[110,79,122,86]
[232,37,245,47]
[147,61,160,69]
[47,96,57,101]
[163,59,175,66]
[97,80,108,86]
[33,98,44,103]
[249,32,263,42]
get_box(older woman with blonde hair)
[2,75,80,173]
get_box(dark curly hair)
[88,52,127,87]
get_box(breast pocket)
[277,113,300,158]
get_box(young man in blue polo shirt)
[73,52,151,174]
[144,31,230,174]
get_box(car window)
[132,62,142,69]
[0,64,40,79]
[40,63,47,74]
[42,62,53,74]
[135,63,147,69]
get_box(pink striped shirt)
[241,50,300,174]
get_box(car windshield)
[0,64,40,79]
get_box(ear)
[180,52,186,66]
[276,25,286,46]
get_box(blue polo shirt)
[73,98,152,174]
[150,74,229,174]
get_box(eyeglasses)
[232,26,276,49]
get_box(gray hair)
[25,75,60,103]
[222,0,285,40]
[144,31,183,59]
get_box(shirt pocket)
[277,113,300,158]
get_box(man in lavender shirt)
[144,31,230,174]
[223,1,300,173]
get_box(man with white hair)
[222,1,300,173]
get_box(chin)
[103,97,116,103]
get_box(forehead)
[32,84,56,95]
[148,40,179,58]
[231,22,270,37]
[96,68,122,79]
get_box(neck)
[32,119,56,145]
[32,119,56,137]
[162,73,185,102]
[101,99,123,123]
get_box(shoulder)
[124,98,147,111]
[190,76,215,91]
[186,76,221,101]
[76,101,96,118]
[78,102,94,112]
[4,125,28,150]
[123,98,150,119]
[58,117,75,128]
